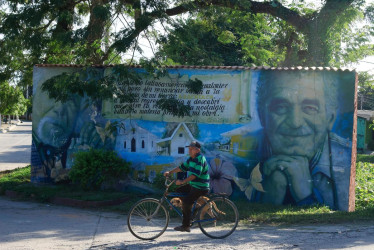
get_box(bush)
[355,161,374,209]
[69,149,130,190]
[356,154,374,163]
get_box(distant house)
[357,110,374,152]
[156,122,201,156]
[115,121,159,154]
[221,125,258,158]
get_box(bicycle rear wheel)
[127,198,169,240]
[198,196,239,239]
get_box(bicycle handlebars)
[164,177,175,188]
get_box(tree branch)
[163,0,308,32]
[317,0,356,28]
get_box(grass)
[1,155,374,225]
[0,166,130,203]
[236,200,374,225]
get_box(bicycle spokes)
[127,199,169,240]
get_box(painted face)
[262,73,335,160]
[33,84,80,148]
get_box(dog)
[170,196,226,226]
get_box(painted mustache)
[277,126,313,137]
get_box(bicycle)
[127,177,239,240]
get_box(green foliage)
[356,154,374,163]
[357,71,374,109]
[185,78,203,94]
[0,82,27,116]
[328,6,374,67]
[156,96,191,118]
[68,149,130,191]
[156,10,285,66]
[355,161,374,209]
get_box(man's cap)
[186,141,201,149]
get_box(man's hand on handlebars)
[175,180,183,186]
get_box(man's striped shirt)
[179,153,210,190]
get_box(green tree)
[155,8,285,66]
[358,71,374,110]
[157,2,374,67]
[0,82,27,125]
[1,0,373,116]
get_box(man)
[163,141,210,232]
[254,70,352,210]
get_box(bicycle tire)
[198,196,239,239]
[127,198,169,240]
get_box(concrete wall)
[31,66,357,211]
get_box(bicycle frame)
[159,178,217,225]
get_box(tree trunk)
[86,0,110,64]
[304,19,330,66]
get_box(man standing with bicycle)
[163,141,210,232]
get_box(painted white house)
[156,122,201,156]
[115,121,159,154]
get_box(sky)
[352,56,374,73]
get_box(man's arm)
[176,175,196,186]
[163,164,197,185]
[163,166,183,177]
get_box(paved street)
[1,196,374,250]
[0,121,32,171]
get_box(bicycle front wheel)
[198,196,239,239]
[127,198,169,240]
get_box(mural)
[31,66,356,211]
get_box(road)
[1,196,374,250]
[0,121,32,171]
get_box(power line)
[359,61,374,65]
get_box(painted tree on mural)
[1,0,373,114]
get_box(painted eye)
[303,105,319,115]
[270,103,289,115]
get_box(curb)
[4,190,130,208]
